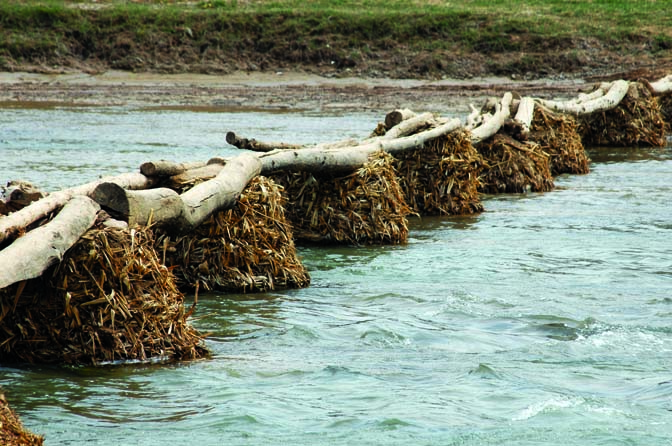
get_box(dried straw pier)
[1,73,671,369]
[2,72,671,445]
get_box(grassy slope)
[0,0,671,78]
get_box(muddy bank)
[0,70,597,113]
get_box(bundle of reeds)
[477,134,554,194]
[273,151,411,245]
[659,94,672,134]
[530,107,590,175]
[579,81,666,147]
[0,226,206,365]
[0,392,43,446]
[393,131,484,215]
[158,176,310,292]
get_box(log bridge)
[0,73,670,364]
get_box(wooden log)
[169,164,226,189]
[385,108,417,129]
[0,196,99,290]
[259,118,463,174]
[382,112,436,140]
[514,97,535,135]
[140,160,211,177]
[650,74,672,94]
[93,153,262,234]
[536,80,630,115]
[471,93,513,144]
[465,104,484,130]
[0,172,154,246]
[226,131,304,152]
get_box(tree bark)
[0,196,100,290]
[93,153,262,234]
[0,173,154,246]
[536,80,630,115]
[471,93,513,144]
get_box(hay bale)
[659,94,672,135]
[530,107,590,175]
[0,392,43,446]
[273,151,411,245]
[0,226,206,365]
[159,176,310,293]
[394,131,484,215]
[579,81,666,147]
[477,134,554,194]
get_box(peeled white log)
[536,80,630,115]
[471,93,513,144]
[385,108,417,129]
[140,160,212,177]
[0,196,100,290]
[93,153,262,234]
[514,97,536,135]
[382,112,436,140]
[650,74,672,94]
[0,173,154,245]
[465,104,483,130]
[259,118,463,174]
[226,131,304,152]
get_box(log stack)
[0,224,206,365]
[157,176,311,292]
[272,151,412,245]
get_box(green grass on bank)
[1,0,670,76]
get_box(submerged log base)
[394,130,485,216]
[530,107,589,175]
[273,151,412,246]
[160,176,310,292]
[477,134,554,194]
[0,196,100,290]
[579,81,667,147]
[0,392,43,446]
[226,131,304,152]
[0,226,207,365]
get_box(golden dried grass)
[659,94,672,135]
[158,176,310,292]
[530,107,590,175]
[0,392,43,446]
[394,130,485,215]
[0,226,206,365]
[273,151,411,245]
[579,81,666,147]
[477,134,554,194]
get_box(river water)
[1,105,671,445]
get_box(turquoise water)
[1,107,672,445]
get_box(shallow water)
[1,106,672,445]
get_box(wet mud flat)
[0,70,589,112]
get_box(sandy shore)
[0,70,590,113]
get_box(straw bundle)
[273,151,411,245]
[659,94,672,134]
[579,81,666,147]
[530,107,590,175]
[393,131,484,215]
[0,392,43,446]
[477,134,554,194]
[158,176,310,293]
[0,226,206,365]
